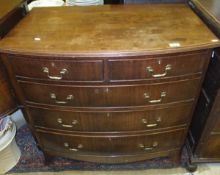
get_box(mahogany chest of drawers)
[186,0,220,171]
[0,5,219,164]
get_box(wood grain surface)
[0,5,219,56]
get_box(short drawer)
[109,51,209,81]
[9,56,104,82]
[19,78,200,107]
[37,128,185,154]
[29,102,193,132]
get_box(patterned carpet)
[9,125,187,173]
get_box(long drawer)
[29,102,193,132]
[37,128,185,155]
[9,55,104,82]
[19,78,200,107]
[109,51,208,82]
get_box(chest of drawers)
[0,5,219,164]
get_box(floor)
[6,163,220,175]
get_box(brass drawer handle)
[139,142,158,151]
[50,93,74,104]
[144,91,166,104]
[146,64,171,78]
[64,142,83,152]
[57,118,78,128]
[43,67,68,80]
[142,117,161,128]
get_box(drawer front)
[29,102,193,132]
[9,56,104,82]
[19,78,200,107]
[109,52,208,81]
[37,128,185,154]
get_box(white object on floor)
[66,0,103,6]
[10,110,26,129]
[28,0,65,11]
[0,117,21,174]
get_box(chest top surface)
[0,0,24,22]
[0,4,219,56]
